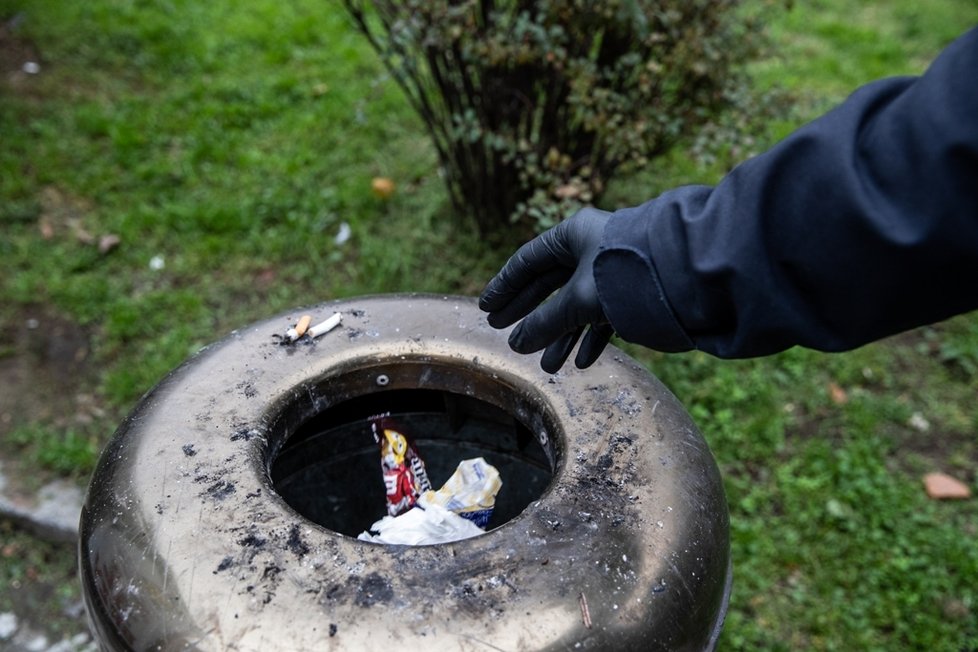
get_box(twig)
[578,592,592,629]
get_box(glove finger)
[479,225,571,312]
[507,285,584,354]
[540,328,584,374]
[574,323,614,369]
[485,267,573,329]
[479,268,520,312]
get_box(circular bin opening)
[268,360,558,538]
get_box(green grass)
[8,423,100,479]
[622,318,978,649]
[0,522,82,640]
[0,0,496,409]
[1,0,976,649]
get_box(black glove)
[479,207,615,373]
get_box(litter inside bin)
[359,459,502,545]
[357,496,486,545]
[421,457,502,529]
[361,414,503,545]
[370,413,432,516]
[270,386,545,538]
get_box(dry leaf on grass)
[827,381,848,405]
[371,177,395,200]
[923,472,972,499]
[98,234,121,254]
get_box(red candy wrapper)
[369,414,432,517]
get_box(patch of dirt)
[35,186,99,244]
[885,426,978,480]
[0,305,104,649]
[1,14,43,88]
[0,523,93,651]
[0,304,101,446]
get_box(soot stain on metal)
[352,572,394,608]
[230,424,258,442]
[214,556,234,574]
[560,392,646,532]
[260,565,283,604]
[237,381,257,398]
[612,389,643,416]
[319,583,346,606]
[238,531,267,550]
[286,524,310,558]
[449,581,506,619]
[382,550,520,623]
[205,479,236,500]
[191,462,238,501]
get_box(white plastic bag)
[357,498,485,545]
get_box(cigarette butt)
[294,315,312,338]
[286,328,299,341]
[308,312,342,338]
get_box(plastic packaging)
[370,414,432,516]
[420,457,501,529]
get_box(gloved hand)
[479,207,615,373]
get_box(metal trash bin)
[79,294,731,651]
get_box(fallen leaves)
[371,177,395,200]
[98,233,121,254]
[819,380,972,502]
[827,381,848,405]
[922,472,972,500]
[35,186,121,255]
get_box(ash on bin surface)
[286,524,310,558]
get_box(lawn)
[1,0,976,649]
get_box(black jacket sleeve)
[594,26,978,358]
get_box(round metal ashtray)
[79,294,731,651]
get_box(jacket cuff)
[594,240,694,353]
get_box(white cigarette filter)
[307,312,343,338]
